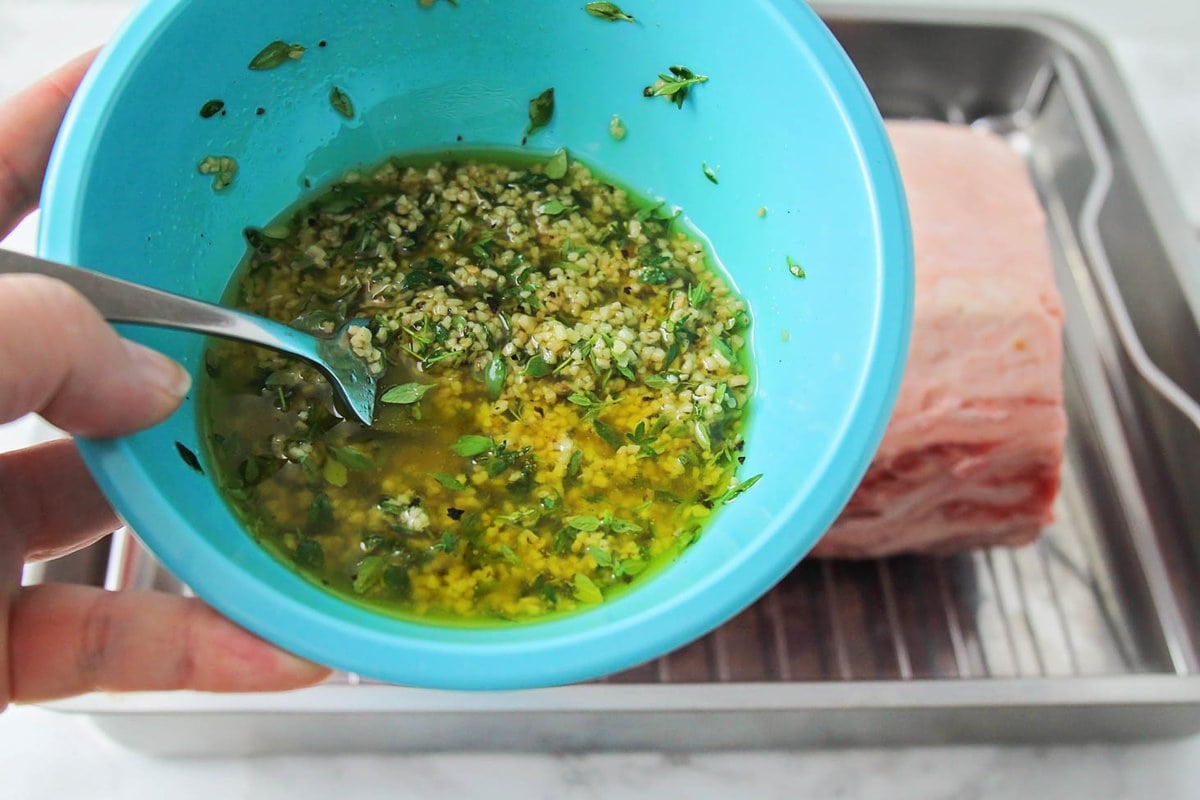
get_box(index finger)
[0,49,98,238]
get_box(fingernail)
[123,340,192,399]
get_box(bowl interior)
[39,0,911,689]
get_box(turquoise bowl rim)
[38,0,913,690]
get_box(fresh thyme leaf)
[428,471,467,491]
[644,64,708,108]
[323,458,349,487]
[526,87,555,136]
[567,515,602,532]
[485,352,509,400]
[381,382,436,405]
[295,538,325,569]
[452,435,494,458]
[688,282,711,309]
[524,354,552,378]
[702,162,720,184]
[498,507,539,525]
[199,99,225,119]
[175,442,204,474]
[573,573,604,604]
[608,517,642,534]
[545,149,569,180]
[353,555,389,594]
[711,473,764,506]
[553,527,577,554]
[432,531,459,553]
[588,546,614,568]
[330,86,355,118]
[537,199,577,216]
[584,2,634,22]
[500,544,522,566]
[249,40,305,70]
[620,558,647,577]
[787,256,806,279]
[566,449,583,482]
[593,418,623,449]
[307,494,334,533]
[384,566,413,597]
[331,446,374,471]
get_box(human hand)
[0,51,332,712]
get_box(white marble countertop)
[2,1,1199,797]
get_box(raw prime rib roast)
[814,120,1068,558]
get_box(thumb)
[0,274,191,437]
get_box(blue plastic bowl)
[38,0,912,690]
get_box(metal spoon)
[0,249,377,426]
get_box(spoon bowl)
[0,248,377,425]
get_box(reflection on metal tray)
[36,8,1200,752]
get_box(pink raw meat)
[814,120,1067,558]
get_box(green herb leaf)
[524,354,552,378]
[644,64,708,109]
[353,555,389,594]
[702,162,719,184]
[323,458,349,487]
[381,382,436,405]
[331,446,374,471]
[384,566,413,597]
[566,449,583,483]
[526,87,555,136]
[567,515,602,532]
[330,86,355,118]
[588,546,614,568]
[249,40,305,70]
[584,2,634,22]
[593,418,623,449]
[175,442,203,474]
[573,573,604,604]
[485,353,509,400]
[307,494,334,533]
[428,471,467,491]
[452,435,494,458]
[199,99,225,119]
[545,148,569,180]
[711,473,764,506]
[620,558,647,577]
[687,282,712,309]
[500,544,522,566]
[432,531,459,553]
[787,256,806,279]
[295,538,325,569]
[537,199,577,216]
[608,517,643,534]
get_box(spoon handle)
[0,248,310,358]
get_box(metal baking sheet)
[33,7,1200,752]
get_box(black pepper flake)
[256,107,266,116]
[738,456,746,464]
[448,507,465,521]
[456,134,463,142]
[318,40,328,47]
